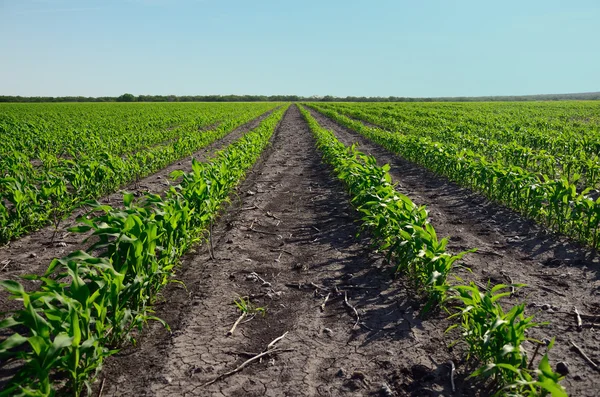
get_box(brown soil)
[307,107,600,396]
[0,109,274,315]
[2,104,599,396]
[96,105,462,396]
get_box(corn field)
[1,102,598,396]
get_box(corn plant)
[445,282,566,396]
[0,252,118,396]
[308,103,600,251]
[299,105,470,310]
[300,104,566,396]
[0,105,288,395]
[234,297,266,316]
[0,102,280,244]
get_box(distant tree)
[117,93,136,102]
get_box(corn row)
[317,101,600,159]
[0,103,278,243]
[0,105,288,396]
[319,102,600,188]
[299,105,567,396]
[308,104,600,250]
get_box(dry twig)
[528,342,543,369]
[500,271,515,296]
[204,332,291,387]
[249,272,271,287]
[320,293,331,312]
[539,285,566,297]
[310,282,331,293]
[574,307,583,331]
[97,377,106,397]
[267,331,289,349]
[338,285,378,290]
[240,313,256,325]
[579,313,600,321]
[203,348,290,386]
[226,312,247,336]
[344,292,360,328]
[0,259,11,272]
[229,351,259,357]
[208,221,216,260]
[570,340,599,371]
[448,360,456,392]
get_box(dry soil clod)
[266,211,280,220]
[380,382,394,396]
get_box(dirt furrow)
[307,106,600,396]
[0,109,276,313]
[98,105,458,396]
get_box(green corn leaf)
[68,225,93,233]
[0,332,28,353]
[123,192,134,207]
[27,335,47,356]
[0,280,25,296]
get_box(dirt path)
[0,109,275,313]
[307,107,600,396]
[98,105,460,396]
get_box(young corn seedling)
[0,252,118,396]
[299,105,471,311]
[227,297,266,337]
[445,282,566,396]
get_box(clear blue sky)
[1,0,598,97]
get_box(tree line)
[0,92,599,103]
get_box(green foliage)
[116,93,136,102]
[0,105,289,395]
[299,105,470,310]
[299,104,566,396]
[308,102,600,250]
[446,282,566,396]
[0,102,278,243]
[234,297,266,316]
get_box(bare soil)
[2,104,599,396]
[0,109,275,314]
[97,105,464,396]
[307,106,600,396]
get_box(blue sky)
[0,0,598,97]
